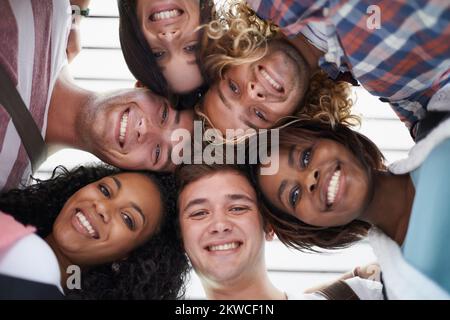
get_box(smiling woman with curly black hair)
[0,165,189,299]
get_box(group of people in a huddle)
[0,0,449,300]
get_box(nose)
[305,169,320,193]
[94,200,111,224]
[136,117,147,144]
[157,29,181,42]
[208,214,233,235]
[247,81,267,101]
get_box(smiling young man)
[201,37,310,132]
[48,71,194,173]
[0,0,194,191]
[176,164,383,300]
[197,3,357,135]
[199,1,449,138]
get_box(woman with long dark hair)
[118,0,213,108]
[0,165,189,299]
[252,120,450,298]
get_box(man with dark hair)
[177,164,382,299]
[0,0,194,191]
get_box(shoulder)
[0,233,62,292]
[368,228,450,299]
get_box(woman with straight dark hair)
[118,0,213,108]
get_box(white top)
[0,233,63,293]
[368,228,450,300]
[287,277,383,300]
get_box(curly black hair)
[0,165,190,299]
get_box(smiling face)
[51,173,162,266]
[178,171,266,284]
[258,139,371,227]
[202,38,309,133]
[78,88,194,172]
[136,0,203,94]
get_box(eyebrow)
[131,202,146,225]
[112,176,121,189]
[277,180,287,207]
[288,145,296,168]
[111,176,146,225]
[225,193,255,203]
[182,198,208,213]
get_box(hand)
[353,263,381,282]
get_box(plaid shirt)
[248,0,450,134]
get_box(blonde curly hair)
[198,0,359,133]
[298,70,360,127]
[200,1,279,82]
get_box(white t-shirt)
[0,0,71,191]
[287,277,384,300]
[368,228,450,299]
[0,233,63,293]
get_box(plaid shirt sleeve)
[248,0,450,136]
[330,0,450,133]
[246,0,330,37]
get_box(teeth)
[76,211,97,238]
[152,9,181,21]
[327,170,341,206]
[208,242,240,252]
[260,68,282,91]
[119,111,128,145]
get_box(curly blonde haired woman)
[196,1,358,136]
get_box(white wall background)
[36,1,415,299]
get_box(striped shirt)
[248,0,450,134]
[0,0,71,191]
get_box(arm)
[304,263,381,294]
[66,0,91,63]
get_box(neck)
[360,171,415,245]
[203,266,285,300]
[286,33,323,72]
[44,234,74,290]
[46,67,95,150]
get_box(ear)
[135,80,145,88]
[264,224,275,242]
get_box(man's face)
[78,88,194,171]
[178,171,267,284]
[202,38,310,133]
